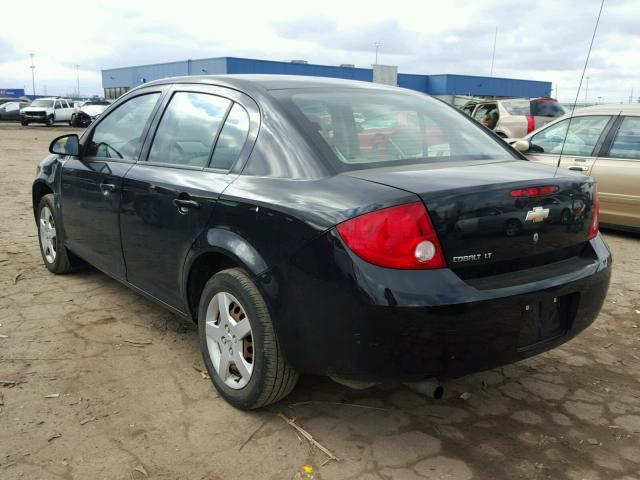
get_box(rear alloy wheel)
[37,194,71,274]
[198,268,298,409]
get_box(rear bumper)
[265,232,611,380]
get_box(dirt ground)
[1,122,639,480]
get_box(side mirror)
[513,140,531,153]
[49,134,80,157]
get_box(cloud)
[0,0,636,103]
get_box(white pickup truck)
[20,97,75,126]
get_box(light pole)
[585,77,590,104]
[374,42,382,65]
[489,26,497,77]
[75,64,80,98]
[29,53,36,96]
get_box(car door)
[60,100,74,121]
[60,89,165,279]
[525,115,616,174]
[589,115,640,229]
[54,100,66,122]
[120,85,256,311]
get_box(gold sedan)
[513,104,640,231]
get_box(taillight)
[336,202,446,269]
[510,185,559,197]
[588,190,599,239]
[526,115,535,133]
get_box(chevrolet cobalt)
[32,76,611,409]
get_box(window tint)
[278,89,513,168]
[530,100,565,117]
[148,92,230,168]
[55,101,63,109]
[85,93,160,160]
[530,116,610,156]
[609,117,640,160]
[210,103,250,170]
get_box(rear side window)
[148,92,231,168]
[210,103,250,170]
[85,93,160,160]
[529,116,610,156]
[502,99,565,117]
[609,117,640,160]
[530,100,565,117]
[278,89,513,169]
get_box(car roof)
[572,103,640,115]
[142,74,405,93]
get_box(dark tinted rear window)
[530,100,565,117]
[502,99,565,117]
[274,88,515,170]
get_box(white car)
[20,98,75,126]
[70,100,111,127]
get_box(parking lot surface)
[1,123,639,479]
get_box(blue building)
[0,88,26,98]
[102,56,551,101]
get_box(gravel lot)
[1,123,639,480]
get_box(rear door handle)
[173,198,200,212]
[568,166,589,172]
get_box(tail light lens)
[510,185,559,197]
[336,202,446,269]
[526,115,536,133]
[588,190,599,239]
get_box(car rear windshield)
[274,88,515,169]
[502,99,565,117]
[31,99,54,108]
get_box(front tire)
[37,194,72,274]
[46,115,54,127]
[21,120,28,126]
[198,268,298,409]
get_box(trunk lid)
[346,160,596,278]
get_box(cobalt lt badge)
[532,232,540,244]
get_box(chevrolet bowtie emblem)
[525,207,550,222]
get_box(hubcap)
[39,206,57,264]
[205,291,254,389]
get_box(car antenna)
[555,0,605,176]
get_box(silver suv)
[462,98,565,138]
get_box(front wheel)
[46,115,55,127]
[21,120,28,126]
[198,268,298,409]
[37,194,72,274]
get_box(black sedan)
[32,76,611,409]
[0,101,30,121]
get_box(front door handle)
[100,183,118,195]
[568,165,589,172]
[173,198,200,213]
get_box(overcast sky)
[0,0,636,103]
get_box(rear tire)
[37,194,72,274]
[198,268,298,409]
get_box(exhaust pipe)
[403,379,444,400]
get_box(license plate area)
[517,293,579,351]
